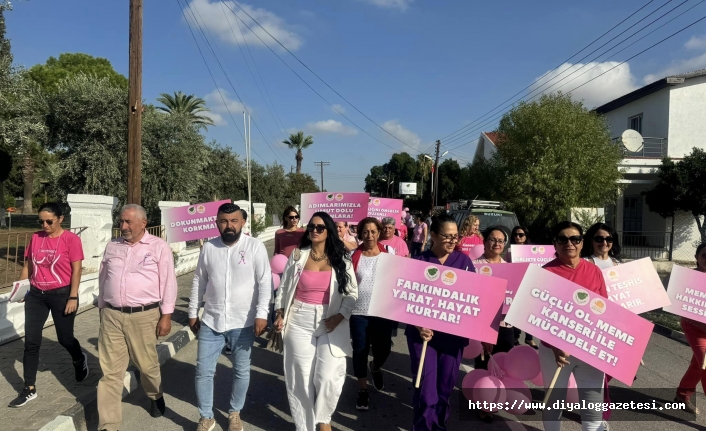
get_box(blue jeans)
[195,323,254,418]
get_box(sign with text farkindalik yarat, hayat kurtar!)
[162,200,230,242]
[504,265,653,385]
[366,253,506,344]
[300,192,369,223]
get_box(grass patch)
[642,309,682,332]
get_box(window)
[623,196,643,232]
[628,114,643,134]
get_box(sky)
[7,0,706,192]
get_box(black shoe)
[8,386,37,407]
[356,389,369,411]
[479,411,494,423]
[74,352,89,382]
[369,360,384,391]
[151,396,166,418]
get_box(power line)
[438,0,658,143]
[222,2,422,155]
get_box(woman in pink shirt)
[9,203,88,408]
[455,215,483,256]
[410,214,428,257]
[274,206,305,258]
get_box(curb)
[39,325,197,431]
[652,322,688,345]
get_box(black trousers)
[23,286,83,386]
[350,315,394,379]
[513,326,534,342]
[474,326,515,370]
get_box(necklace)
[310,250,328,262]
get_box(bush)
[250,216,267,238]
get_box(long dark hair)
[581,223,622,260]
[299,212,351,294]
[510,225,530,245]
[281,205,299,228]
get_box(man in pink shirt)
[379,217,410,257]
[97,204,177,431]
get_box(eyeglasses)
[287,215,300,220]
[555,235,583,245]
[593,236,614,244]
[437,233,459,242]
[38,219,55,226]
[488,238,506,245]
[307,224,326,234]
[514,233,526,238]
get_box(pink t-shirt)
[455,235,483,256]
[295,270,332,305]
[398,223,408,240]
[24,230,84,291]
[380,235,410,257]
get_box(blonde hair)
[460,215,482,239]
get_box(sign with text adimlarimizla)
[663,265,706,324]
[162,200,230,242]
[367,253,506,343]
[600,257,671,314]
[300,192,369,223]
[504,265,653,385]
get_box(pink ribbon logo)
[238,251,246,265]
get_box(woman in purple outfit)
[405,213,475,431]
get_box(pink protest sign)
[162,200,230,242]
[601,257,671,314]
[367,253,506,343]
[663,265,706,324]
[367,197,403,221]
[476,263,531,313]
[504,265,653,385]
[300,192,369,223]
[510,244,554,265]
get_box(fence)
[615,230,695,262]
[1,226,87,288]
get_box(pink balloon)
[271,273,281,290]
[491,352,508,372]
[270,254,288,274]
[461,369,490,401]
[529,371,544,387]
[463,340,483,360]
[472,376,506,412]
[501,376,532,415]
[505,345,541,381]
[566,373,579,404]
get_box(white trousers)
[284,300,347,431]
[539,343,605,431]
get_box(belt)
[106,302,160,313]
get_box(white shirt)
[587,255,617,269]
[189,234,272,332]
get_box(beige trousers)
[97,307,162,431]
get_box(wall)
[601,87,670,140]
[668,75,706,158]
[672,211,702,263]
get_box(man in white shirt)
[188,203,271,431]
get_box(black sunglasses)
[555,235,583,245]
[38,219,55,226]
[307,224,326,233]
[514,233,526,238]
[288,215,300,220]
[593,236,614,244]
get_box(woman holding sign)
[540,221,608,431]
[273,212,358,431]
[406,213,475,431]
[674,242,706,414]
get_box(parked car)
[448,200,519,242]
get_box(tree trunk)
[296,150,303,174]
[22,154,34,214]
[0,180,5,228]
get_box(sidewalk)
[0,272,194,431]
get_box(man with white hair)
[97,204,177,431]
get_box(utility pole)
[127,0,143,205]
[432,140,441,211]
[314,161,330,191]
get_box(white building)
[471,69,706,261]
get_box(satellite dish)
[621,129,644,153]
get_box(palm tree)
[417,153,433,197]
[156,91,214,128]
[283,131,314,174]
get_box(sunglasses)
[287,215,300,220]
[307,224,326,234]
[514,233,526,238]
[555,235,583,245]
[593,236,614,244]
[38,219,56,226]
